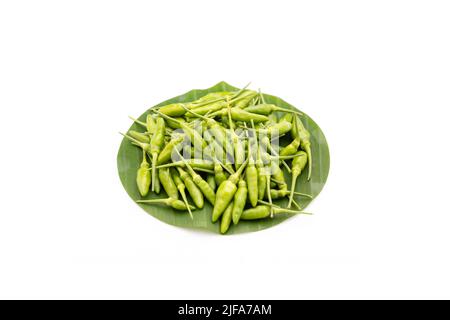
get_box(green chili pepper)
[256,120,292,137]
[171,168,193,219]
[157,160,214,172]
[206,174,216,191]
[280,113,294,123]
[288,151,308,208]
[186,100,228,117]
[158,167,179,200]
[157,102,195,117]
[232,179,247,225]
[214,161,228,186]
[149,118,166,191]
[153,169,161,194]
[175,149,216,206]
[250,120,267,201]
[294,115,312,180]
[137,197,195,211]
[220,201,234,234]
[210,108,269,123]
[129,130,150,144]
[231,90,258,109]
[146,114,157,134]
[245,122,258,207]
[271,162,288,192]
[119,132,151,154]
[136,149,151,197]
[244,104,302,116]
[240,205,310,220]
[191,91,232,105]
[226,103,245,170]
[177,167,204,209]
[212,158,249,222]
[279,117,301,157]
[157,134,184,165]
[165,117,187,129]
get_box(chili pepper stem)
[287,173,299,209]
[151,153,157,191]
[257,200,312,215]
[266,175,273,217]
[291,198,301,210]
[128,116,146,128]
[180,189,193,219]
[119,132,148,152]
[305,145,312,180]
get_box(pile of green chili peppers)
[121,85,313,234]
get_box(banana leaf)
[117,82,330,234]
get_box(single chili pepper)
[245,124,258,207]
[288,151,308,208]
[280,113,294,123]
[137,197,195,211]
[250,120,267,201]
[192,91,232,105]
[214,161,228,186]
[146,114,157,134]
[226,102,245,170]
[220,201,234,234]
[294,115,312,180]
[153,168,161,194]
[157,134,185,165]
[158,167,179,200]
[232,179,247,225]
[177,167,204,209]
[171,168,193,219]
[175,149,216,205]
[271,162,288,192]
[165,116,187,129]
[128,130,150,144]
[206,174,216,191]
[212,158,249,222]
[149,118,166,191]
[185,100,228,117]
[136,149,151,197]
[210,108,269,123]
[256,120,292,137]
[280,139,301,157]
[232,90,258,109]
[240,205,310,220]
[119,132,151,154]
[244,104,303,116]
[280,117,301,157]
[157,160,214,172]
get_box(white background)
[1,0,449,299]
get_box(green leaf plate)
[117,82,330,234]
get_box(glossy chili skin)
[232,179,247,225]
[158,167,179,200]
